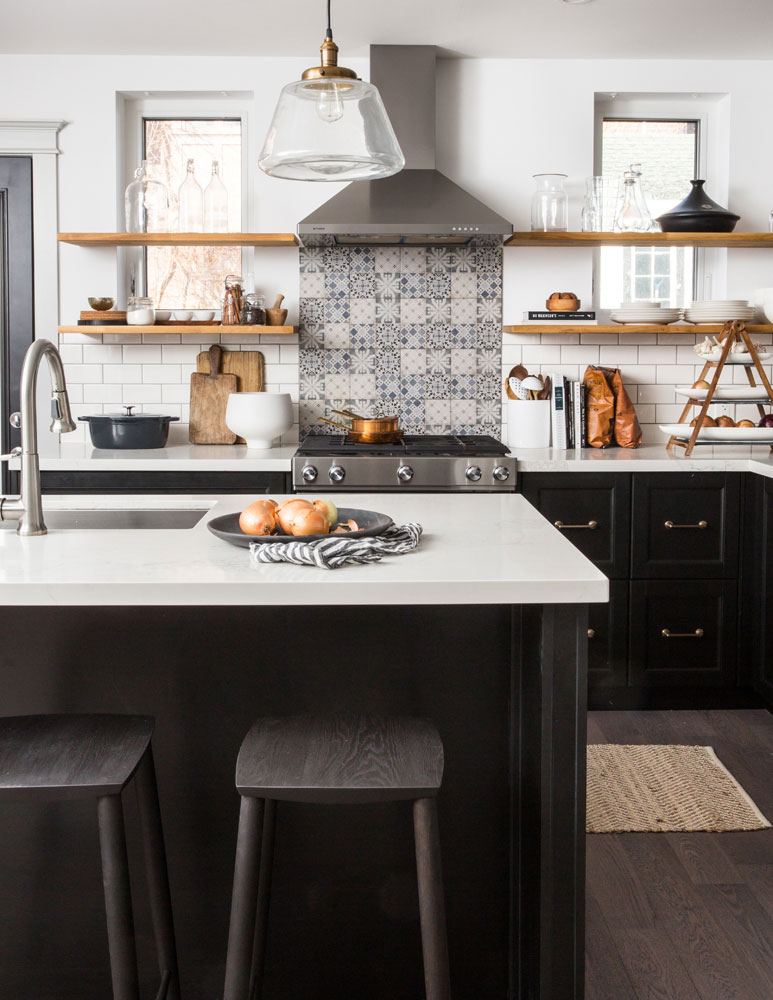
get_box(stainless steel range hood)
[298,46,513,246]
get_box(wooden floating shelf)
[58,325,298,335]
[504,324,773,334]
[57,233,299,247]
[504,232,773,248]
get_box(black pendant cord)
[326,0,332,38]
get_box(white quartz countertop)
[0,493,608,607]
[20,441,297,472]
[516,444,773,477]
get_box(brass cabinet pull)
[554,520,598,530]
[587,628,596,639]
[664,520,708,529]
[661,628,704,638]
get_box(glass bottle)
[222,274,244,325]
[124,160,169,233]
[629,163,652,231]
[203,160,229,232]
[615,171,648,232]
[241,293,266,325]
[530,174,568,232]
[178,159,203,232]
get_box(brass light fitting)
[301,32,359,84]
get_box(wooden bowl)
[546,292,580,312]
[266,307,288,327]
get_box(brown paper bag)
[606,367,642,448]
[583,366,615,448]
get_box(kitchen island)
[0,493,606,1000]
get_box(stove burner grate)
[297,433,510,457]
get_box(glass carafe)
[203,160,229,232]
[124,160,169,233]
[629,163,652,231]
[178,158,203,232]
[530,173,568,232]
[615,171,648,232]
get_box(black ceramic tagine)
[656,179,740,233]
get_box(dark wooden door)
[0,157,34,493]
[587,579,628,688]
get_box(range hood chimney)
[298,45,513,245]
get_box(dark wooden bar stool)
[0,714,180,1000]
[223,714,451,1000]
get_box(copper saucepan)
[321,409,403,443]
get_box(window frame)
[119,96,251,306]
[592,95,723,313]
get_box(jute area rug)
[587,744,772,834]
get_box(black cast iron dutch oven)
[79,406,179,449]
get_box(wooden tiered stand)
[667,320,773,456]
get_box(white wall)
[2,54,773,445]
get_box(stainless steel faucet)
[0,339,76,535]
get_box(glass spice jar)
[241,293,266,326]
[222,275,243,325]
[126,296,155,325]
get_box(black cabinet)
[587,579,628,688]
[28,470,292,495]
[629,579,737,687]
[520,472,630,578]
[631,473,740,579]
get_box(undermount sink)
[1,507,209,530]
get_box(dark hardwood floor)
[586,710,773,1000]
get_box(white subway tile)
[505,332,541,345]
[656,365,701,383]
[256,345,279,363]
[122,384,162,404]
[63,364,102,383]
[635,404,656,423]
[221,333,266,345]
[617,332,657,345]
[561,345,597,364]
[658,332,691,344]
[142,365,183,384]
[102,333,137,345]
[181,333,216,344]
[676,345,703,364]
[501,345,522,365]
[616,364,657,383]
[59,332,103,344]
[162,384,190,404]
[58,345,82,364]
[278,384,300,402]
[66,384,83,403]
[638,346,677,364]
[599,345,639,364]
[124,344,163,363]
[142,403,181,419]
[181,405,190,423]
[522,345,561,364]
[83,384,124,404]
[161,344,200,364]
[267,363,298,381]
[103,364,142,383]
[145,333,182,344]
[280,344,299,363]
[580,332,619,345]
[637,384,678,404]
[542,332,579,345]
[656,404,687,422]
[70,402,101,418]
[82,344,123,364]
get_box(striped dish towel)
[250,523,423,570]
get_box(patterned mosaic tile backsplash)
[298,240,503,435]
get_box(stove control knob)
[492,465,510,482]
[397,464,414,483]
[301,464,318,483]
[465,465,482,482]
[328,465,346,483]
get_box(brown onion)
[312,498,338,530]
[275,499,312,534]
[239,501,277,536]
[290,507,329,536]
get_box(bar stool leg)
[97,793,141,1000]
[224,796,265,1000]
[413,798,451,1000]
[134,745,181,1000]
[248,798,276,1000]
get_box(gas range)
[292,434,516,492]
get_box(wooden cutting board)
[189,345,238,444]
[196,348,264,444]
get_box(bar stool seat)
[0,714,180,1000]
[224,713,451,1000]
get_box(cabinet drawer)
[587,580,628,688]
[520,473,630,577]
[629,579,737,687]
[631,473,740,579]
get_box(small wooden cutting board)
[196,348,265,443]
[189,345,238,444]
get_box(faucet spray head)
[50,391,76,434]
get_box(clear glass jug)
[124,161,169,233]
[530,174,568,232]
[615,170,650,232]
[178,159,203,232]
[203,160,229,232]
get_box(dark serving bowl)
[79,408,179,449]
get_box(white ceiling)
[3,0,773,59]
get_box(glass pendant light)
[258,0,404,181]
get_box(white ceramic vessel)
[225,392,293,449]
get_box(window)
[597,116,699,310]
[142,118,243,309]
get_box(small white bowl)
[225,392,293,449]
[155,310,171,321]
[173,310,193,321]
[197,311,215,322]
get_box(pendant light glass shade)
[258,11,404,182]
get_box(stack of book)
[548,374,587,449]
[521,310,596,324]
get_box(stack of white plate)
[684,300,756,323]
[609,302,682,324]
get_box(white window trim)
[592,95,728,311]
[117,96,250,304]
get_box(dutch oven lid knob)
[123,405,135,417]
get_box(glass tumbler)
[530,174,569,232]
[582,177,620,232]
